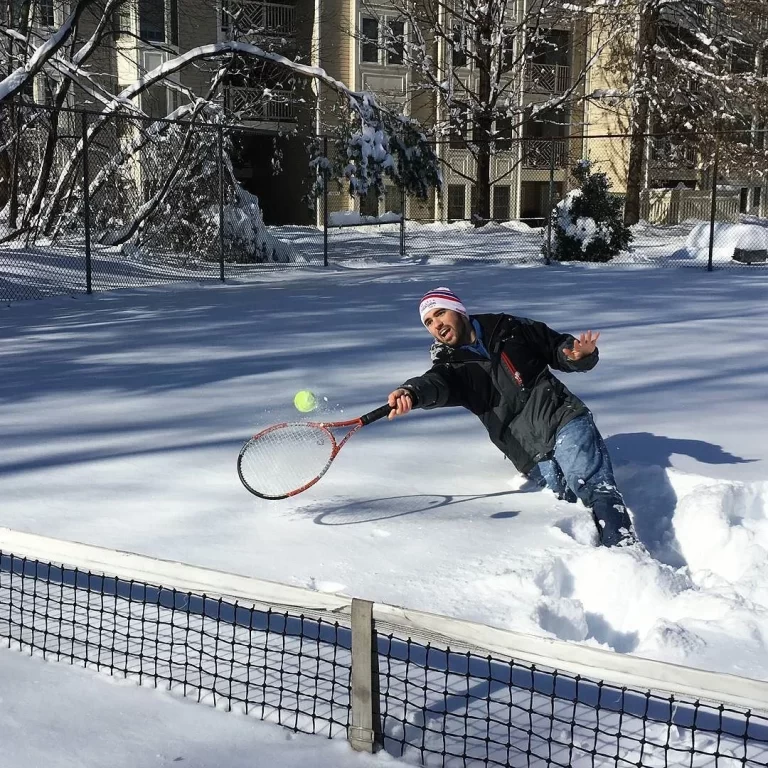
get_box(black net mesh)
[376,634,768,767]
[0,553,351,736]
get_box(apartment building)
[583,0,768,221]
[10,0,766,224]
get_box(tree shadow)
[300,491,520,526]
[605,432,755,567]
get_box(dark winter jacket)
[400,313,598,474]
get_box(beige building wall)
[581,20,634,194]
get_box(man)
[387,287,637,548]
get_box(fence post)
[8,96,19,229]
[544,137,556,265]
[217,125,225,282]
[349,598,380,752]
[707,135,720,273]
[81,111,92,295]
[400,187,405,257]
[323,135,329,268]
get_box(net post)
[349,598,379,752]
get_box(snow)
[686,221,768,261]
[0,649,396,768]
[2,228,768,760]
[329,210,403,226]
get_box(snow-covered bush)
[549,160,632,263]
[86,112,288,263]
[216,188,290,264]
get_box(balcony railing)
[227,87,297,122]
[522,138,568,169]
[524,63,570,94]
[650,137,698,168]
[221,0,296,38]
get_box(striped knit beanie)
[418,287,468,326]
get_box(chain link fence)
[2,101,767,302]
[407,135,768,268]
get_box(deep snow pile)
[686,221,768,262]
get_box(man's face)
[423,307,469,347]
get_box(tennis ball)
[293,390,318,413]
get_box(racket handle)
[360,404,394,425]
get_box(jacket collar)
[429,313,506,363]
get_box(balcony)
[650,137,698,168]
[524,63,570,94]
[221,0,296,39]
[226,87,297,122]
[522,138,568,169]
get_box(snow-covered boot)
[591,496,637,547]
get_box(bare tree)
[358,0,621,223]
[0,0,441,243]
[593,0,768,224]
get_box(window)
[387,20,405,65]
[528,29,569,66]
[493,186,511,221]
[170,0,179,46]
[740,187,749,214]
[361,16,406,65]
[360,189,379,217]
[470,186,479,219]
[452,26,468,68]
[38,0,54,26]
[141,85,170,118]
[168,87,181,114]
[140,0,165,43]
[447,185,466,221]
[36,75,56,105]
[361,17,379,63]
[754,187,762,211]
[384,185,403,214]
[523,107,568,138]
[495,116,514,150]
[113,4,132,36]
[730,43,754,75]
[449,110,469,148]
[502,29,515,72]
[10,0,24,24]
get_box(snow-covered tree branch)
[1,0,441,243]
[589,0,768,224]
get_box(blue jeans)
[527,414,634,546]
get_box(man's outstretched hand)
[387,388,413,419]
[563,330,600,361]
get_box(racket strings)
[238,423,336,498]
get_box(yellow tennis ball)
[293,390,318,413]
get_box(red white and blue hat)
[418,287,468,325]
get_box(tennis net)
[1,528,767,768]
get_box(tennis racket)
[237,404,393,499]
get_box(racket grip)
[360,404,394,425]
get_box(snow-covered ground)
[1,260,767,677]
[1,225,768,763]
